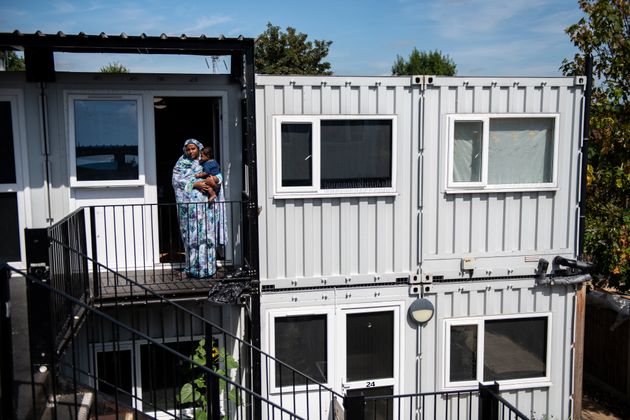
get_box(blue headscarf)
[182,138,204,159]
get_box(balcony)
[46,201,257,302]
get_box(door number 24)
[365,381,375,388]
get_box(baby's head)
[200,146,213,162]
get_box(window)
[447,114,558,192]
[274,314,328,387]
[68,95,144,186]
[275,115,396,196]
[444,315,550,388]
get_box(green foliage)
[178,339,241,419]
[562,0,630,290]
[2,51,25,71]
[391,48,456,76]
[255,22,333,75]
[100,61,130,73]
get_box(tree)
[2,51,25,71]
[391,48,456,76]
[100,62,129,73]
[561,0,630,290]
[255,23,332,75]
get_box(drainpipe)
[578,55,593,258]
[39,82,53,225]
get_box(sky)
[0,0,583,76]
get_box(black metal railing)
[83,201,253,291]
[2,264,308,420]
[344,385,529,420]
[35,229,344,419]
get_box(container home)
[255,74,589,419]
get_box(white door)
[338,305,401,420]
[0,92,28,266]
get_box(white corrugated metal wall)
[421,77,584,279]
[255,76,420,288]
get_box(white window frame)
[443,313,552,390]
[67,93,145,188]
[0,91,31,268]
[273,115,397,198]
[445,113,559,193]
[267,307,334,393]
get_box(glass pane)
[488,118,554,184]
[321,120,392,189]
[0,101,16,184]
[453,121,483,182]
[346,386,393,420]
[484,318,547,381]
[141,341,196,411]
[275,315,327,385]
[281,123,312,187]
[97,349,133,407]
[346,311,394,381]
[0,193,21,261]
[450,324,477,382]
[74,99,139,181]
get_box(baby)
[195,146,222,202]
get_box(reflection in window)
[450,325,477,382]
[484,318,547,381]
[346,386,393,420]
[321,120,392,189]
[453,121,483,183]
[346,311,394,381]
[74,99,139,181]
[0,101,16,184]
[281,123,312,187]
[275,315,327,386]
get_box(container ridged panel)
[422,82,582,264]
[256,77,418,282]
[418,282,575,419]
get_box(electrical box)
[461,256,476,271]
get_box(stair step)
[40,391,94,420]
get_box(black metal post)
[0,264,15,420]
[25,228,53,367]
[344,395,365,420]
[205,325,221,420]
[89,206,100,298]
[478,383,500,420]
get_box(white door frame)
[335,302,404,412]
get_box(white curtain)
[488,118,554,184]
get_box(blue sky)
[0,0,583,76]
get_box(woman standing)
[172,139,224,278]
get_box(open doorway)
[153,96,222,262]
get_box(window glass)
[97,349,133,407]
[484,318,547,381]
[453,121,483,183]
[281,123,312,187]
[346,311,394,381]
[74,99,139,181]
[488,118,554,184]
[346,386,393,420]
[275,315,327,386]
[141,341,196,411]
[0,101,16,184]
[0,193,20,262]
[321,120,392,189]
[449,324,477,382]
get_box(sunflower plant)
[178,339,241,420]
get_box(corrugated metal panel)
[419,280,576,419]
[256,76,419,286]
[421,77,583,278]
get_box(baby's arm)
[195,171,208,178]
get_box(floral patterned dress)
[172,140,225,278]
